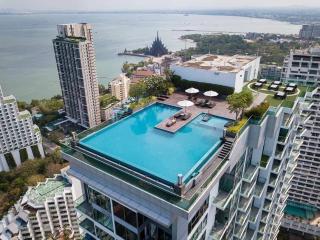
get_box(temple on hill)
[145,32,168,57]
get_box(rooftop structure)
[0,174,80,240]
[130,69,155,84]
[0,84,44,172]
[53,23,101,128]
[170,54,260,93]
[61,83,303,240]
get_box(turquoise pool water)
[80,103,230,185]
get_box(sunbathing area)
[246,79,311,107]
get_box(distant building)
[145,32,168,57]
[260,64,282,81]
[109,74,130,101]
[0,174,80,240]
[299,24,320,39]
[53,23,101,129]
[170,54,260,93]
[130,69,155,84]
[0,84,44,172]
[281,47,320,86]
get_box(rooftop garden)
[244,80,314,107]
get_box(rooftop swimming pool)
[79,103,230,185]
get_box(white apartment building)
[281,87,320,237]
[53,23,101,129]
[281,47,320,86]
[109,74,131,102]
[0,174,80,240]
[0,84,44,172]
[170,54,260,93]
[61,88,301,240]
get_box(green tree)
[227,90,253,120]
[143,76,170,96]
[129,82,147,100]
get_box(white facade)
[170,54,260,93]
[281,47,320,86]
[53,23,101,129]
[0,174,80,240]
[109,74,130,102]
[0,84,44,172]
[62,96,298,240]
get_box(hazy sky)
[1,0,320,11]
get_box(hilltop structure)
[0,84,44,172]
[145,32,169,57]
[53,23,101,129]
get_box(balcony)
[244,229,255,240]
[79,217,95,236]
[260,155,270,168]
[238,196,253,213]
[271,161,281,175]
[260,211,269,223]
[210,221,229,240]
[241,181,255,198]
[236,208,250,225]
[249,207,259,224]
[265,188,275,200]
[254,181,266,198]
[269,175,278,188]
[258,223,266,234]
[263,200,272,212]
[212,190,233,211]
[234,223,247,239]
[242,165,259,183]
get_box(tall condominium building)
[109,74,131,102]
[0,174,80,240]
[61,86,300,239]
[299,24,320,39]
[281,47,320,86]
[53,23,101,129]
[0,84,44,172]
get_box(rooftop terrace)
[22,175,70,206]
[175,54,259,73]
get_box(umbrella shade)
[177,100,194,108]
[203,91,218,97]
[185,87,199,94]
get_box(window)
[188,198,209,233]
[112,201,137,228]
[115,222,138,240]
[95,226,114,240]
[86,186,111,213]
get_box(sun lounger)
[166,118,176,127]
[157,97,166,101]
[160,94,169,99]
[181,112,191,120]
[205,101,216,109]
[174,112,184,119]
[195,99,205,106]
[202,114,210,122]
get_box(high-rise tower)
[53,23,101,128]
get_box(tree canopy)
[227,90,253,120]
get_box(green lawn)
[245,81,312,107]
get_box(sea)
[0,13,300,101]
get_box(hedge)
[171,75,234,97]
[245,102,270,120]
